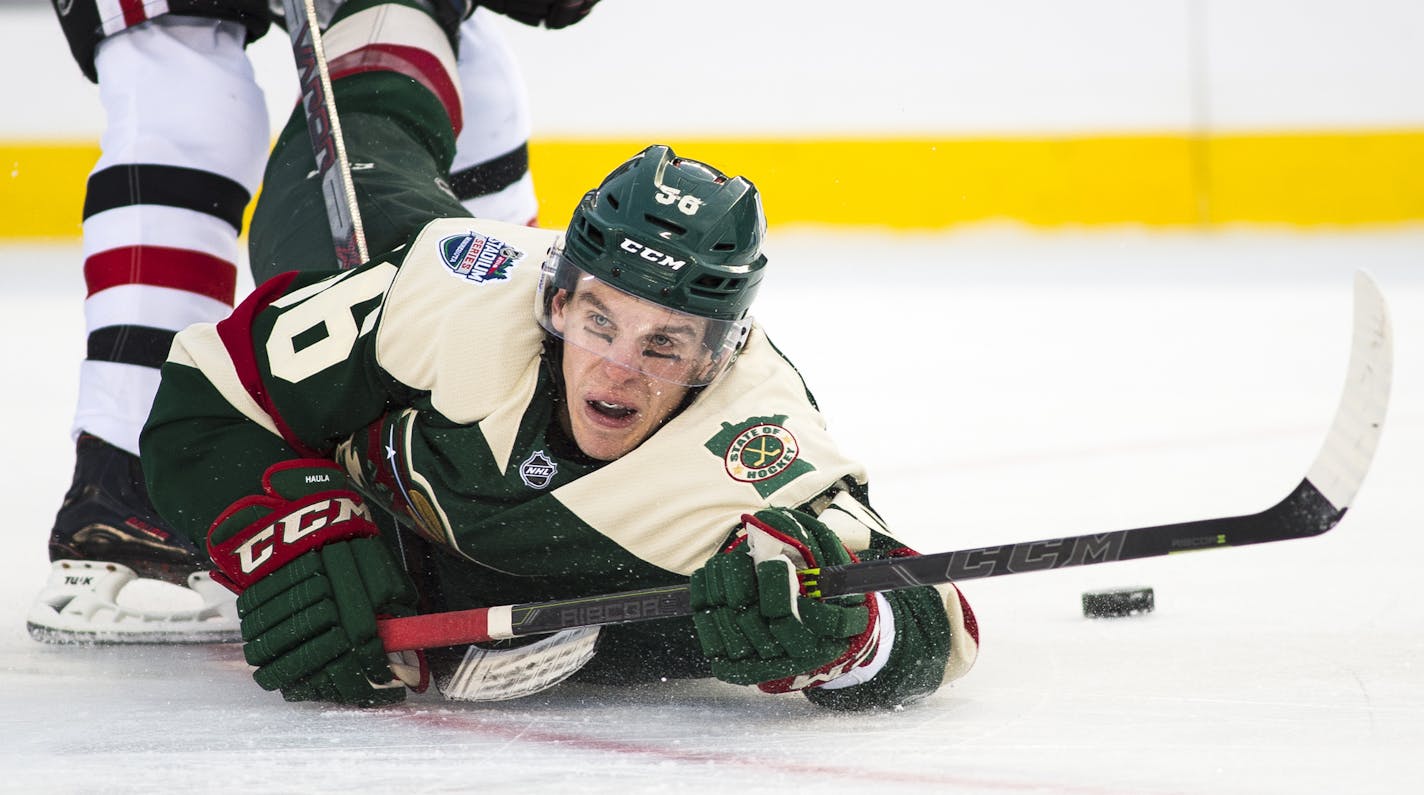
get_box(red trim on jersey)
[328,44,464,135]
[955,586,980,646]
[119,0,149,27]
[367,415,412,516]
[213,271,320,457]
[85,245,238,304]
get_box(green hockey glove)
[689,508,885,693]
[207,460,422,707]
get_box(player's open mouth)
[586,399,637,424]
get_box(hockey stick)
[378,271,1392,652]
[282,0,369,269]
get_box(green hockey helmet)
[537,145,769,386]
[553,144,766,321]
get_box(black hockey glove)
[207,460,424,706]
[479,0,601,29]
[690,509,885,693]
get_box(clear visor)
[535,248,751,387]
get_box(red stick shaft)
[378,606,493,652]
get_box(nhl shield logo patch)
[439,232,522,284]
[519,450,558,489]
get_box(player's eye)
[643,333,682,361]
[583,313,614,342]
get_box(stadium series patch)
[705,415,815,497]
[439,231,523,284]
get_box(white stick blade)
[1304,270,1393,510]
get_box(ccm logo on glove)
[207,460,381,593]
[229,496,368,574]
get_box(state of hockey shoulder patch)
[705,414,816,497]
[439,231,523,284]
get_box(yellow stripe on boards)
[4,132,1424,240]
[2,143,96,239]
[1206,131,1424,225]
[526,137,1202,229]
[529,133,1424,229]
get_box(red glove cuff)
[207,460,380,594]
[756,590,883,694]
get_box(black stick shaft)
[821,478,1339,594]
[487,479,1340,639]
[283,0,368,269]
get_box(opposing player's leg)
[32,8,272,643]
[448,9,539,225]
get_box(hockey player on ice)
[139,0,980,709]
[29,0,600,643]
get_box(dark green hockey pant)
[248,71,470,284]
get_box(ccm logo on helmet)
[234,497,369,575]
[619,238,686,271]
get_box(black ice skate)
[27,433,239,644]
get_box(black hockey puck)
[1082,587,1154,618]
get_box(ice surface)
[2,228,1421,794]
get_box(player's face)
[550,281,709,461]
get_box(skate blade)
[27,559,240,645]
